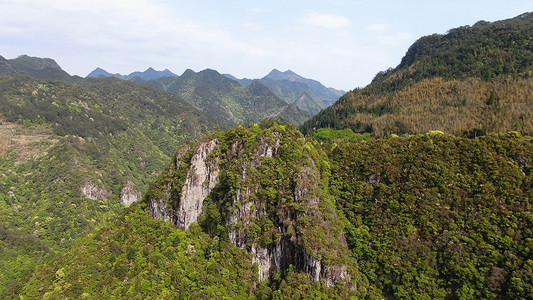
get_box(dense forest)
[4,123,532,299]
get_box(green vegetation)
[7,123,533,299]
[145,121,358,276]
[312,128,370,143]
[330,132,533,299]
[301,13,533,137]
[141,69,310,127]
[3,11,533,299]
[0,75,218,294]
[0,55,72,81]
[5,203,359,299]
[6,203,257,299]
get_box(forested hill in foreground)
[6,123,532,299]
[301,12,533,137]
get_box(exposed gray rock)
[148,139,220,231]
[176,139,219,230]
[148,196,176,224]
[120,180,141,205]
[81,183,108,200]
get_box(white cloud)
[367,23,391,33]
[301,11,351,30]
[0,0,272,74]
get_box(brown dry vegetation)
[331,76,533,137]
[0,121,58,160]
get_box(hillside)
[262,69,344,106]
[301,12,533,137]
[6,123,532,299]
[0,75,219,293]
[2,11,533,299]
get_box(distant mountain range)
[87,67,177,81]
[86,67,344,120]
[224,69,345,115]
[134,68,310,127]
[0,56,346,128]
[3,12,533,299]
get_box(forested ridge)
[301,12,533,137]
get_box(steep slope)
[0,55,72,81]
[0,56,17,76]
[222,73,254,86]
[6,122,366,299]
[144,122,359,288]
[301,12,533,137]
[86,67,125,79]
[0,75,219,293]
[225,69,344,116]
[259,77,325,116]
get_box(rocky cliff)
[144,123,358,288]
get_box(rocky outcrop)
[120,180,141,205]
[226,152,353,287]
[176,139,219,230]
[81,183,108,201]
[145,127,355,288]
[148,139,219,231]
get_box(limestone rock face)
[148,139,219,231]
[81,183,108,201]
[120,180,141,205]
[176,139,219,230]
[145,127,355,288]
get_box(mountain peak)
[181,69,196,76]
[87,67,114,78]
[2,54,71,80]
[264,69,303,82]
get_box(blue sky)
[1,0,532,90]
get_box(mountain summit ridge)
[86,67,177,81]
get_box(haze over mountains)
[1,12,533,300]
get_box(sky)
[1,0,532,91]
